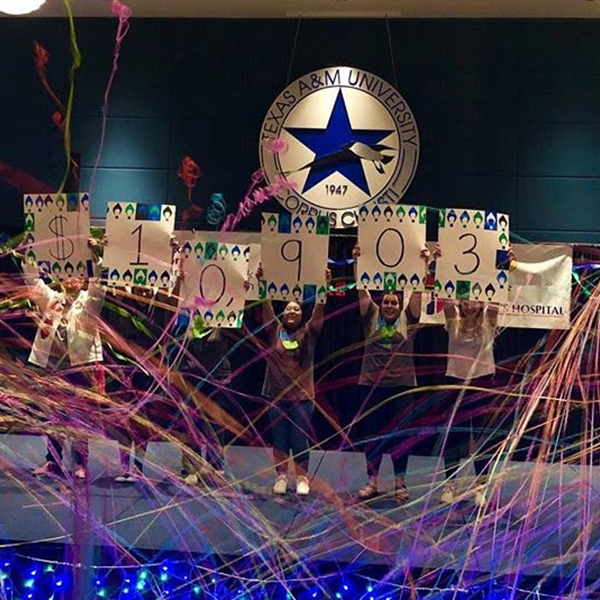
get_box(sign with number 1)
[23,193,93,280]
[356,202,426,292]
[103,201,176,288]
[434,208,510,302]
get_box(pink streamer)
[89,0,132,195]
[221,169,296,232]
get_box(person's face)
[61,277,84,296]
[283,301,302,329]
[459,300,483,319]
[381,293,401,323]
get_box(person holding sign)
[258,265,331,497]
[435,244,514,506]
[24,238,105,480]
[108,238,180,483]
[177,314,242,485]
[353,243,430,503]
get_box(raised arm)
[486,303,499,329]
[407,246,431,320]
[306,268,331,333]
[443,299,458,322]
[255,263,277,338]
[353,243,375,317]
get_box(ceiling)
[17,0,600,19]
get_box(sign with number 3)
[434,208,510,303]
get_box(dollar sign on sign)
[48,215,74,260]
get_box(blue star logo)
[284,90,394,195]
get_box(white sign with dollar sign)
[23,193,93,280]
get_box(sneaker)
[474,488,487,507]
[272,474,288,495]
[115,470,131,483]
[296,475,310,496]
[73,466,87,480]
[184,473,199,486]
[440,483,456,504]
[33,461,60,477]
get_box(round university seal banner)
[259,66,420,228]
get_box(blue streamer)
[206,192,227,229]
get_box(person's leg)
[205,384,236,472]
[441,383,471,479]
[288,399,314,495]
[469,378,496,478]
[179,375,209,479]
[130,370,154,475]
[268,403,290,475]
[45,437,63,463]
[288,400,315,475]
[387,387,412,499]
[358,385,387,496]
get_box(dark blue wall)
[1,18,600,241]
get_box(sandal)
[357,483,378,500]
[394,485,409,504]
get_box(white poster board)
[179,234,248,328]
[176,230,261,301]
[103,201,176,288]
[23,193,93,279]
[356,203,426,291]
[260,212,329,303]
[499,244,572,329]
[434,208,510,303]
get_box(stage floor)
[0,434,597,580]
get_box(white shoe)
[441,483,456,504]
[474,488,487,507]
[73,467,87,480]
[296,475,310,496]
[272,475,288,495]
[115,470,130,483]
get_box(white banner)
[435,208,510,303]
[421,243,572,330]
[260,212,329,303]
[23,193,93,279]
[176,230,261,301]
[356,203,427,292]
[103,201,175,288]
[179,234,248,328]
[499,244,572,329]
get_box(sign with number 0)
[23,193,93,280]
[434,208,510,302]
[356,202,426,292]
[179,234,249,328]
[260,212,330,304]
[177,231,261,301]
[103,201,176,288]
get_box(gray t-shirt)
[358,301,417,387]
[262,321,319,402]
